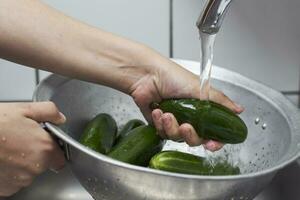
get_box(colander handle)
[42,123,71,161]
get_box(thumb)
[21,102,66,125]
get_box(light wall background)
[0,0,299,106]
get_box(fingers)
[178,123,202,146]
[19,102,66,168]
[152,110,224,152]
[161,113,181,141]
[20,102,66,125]
[210,88,244,114]
[152,109,164,138]
[152,110,200,143]
[152,110,182,141]
[202,140,224,152]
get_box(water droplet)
[8,156,12,161]
[36,163,40,168]
[88,178,92,182]
[1,136,7,142]
[254,118,260,124]
[262,123,267,130]
[21,153,25,158]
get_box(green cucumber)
[108,125,163,166]
[80,113,117,154]
[116,119,145,142]
[151,99,247,144]
[149,151,240,175]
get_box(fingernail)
[59,112,67,122]
[234,103,244,111]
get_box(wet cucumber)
[152,99,247,144]
[116,119,145,143]
[80,113,117,154]
[108,125,163,166]
[149,151,240,175]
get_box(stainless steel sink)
[6,161,300,200]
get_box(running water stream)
[199,33,216,100]
[199,32,217,165]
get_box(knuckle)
[28,120,41,129]
[19,103,34,116]
[45,101,59,114]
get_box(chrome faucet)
[197,0,233,35]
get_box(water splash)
[255,118,260,125]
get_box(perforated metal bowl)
[33,59,300,200]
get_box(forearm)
[0,0,164,93]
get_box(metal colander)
[33,59,300,200]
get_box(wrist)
[76,27,171,95]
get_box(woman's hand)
[0,102,65,197]
[130,59,244,151]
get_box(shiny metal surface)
[27,59,300,200]
[8,162,300,200]
[197,0,233,34]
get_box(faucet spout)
[197,0,233,35]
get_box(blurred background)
[0,0,299,106]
